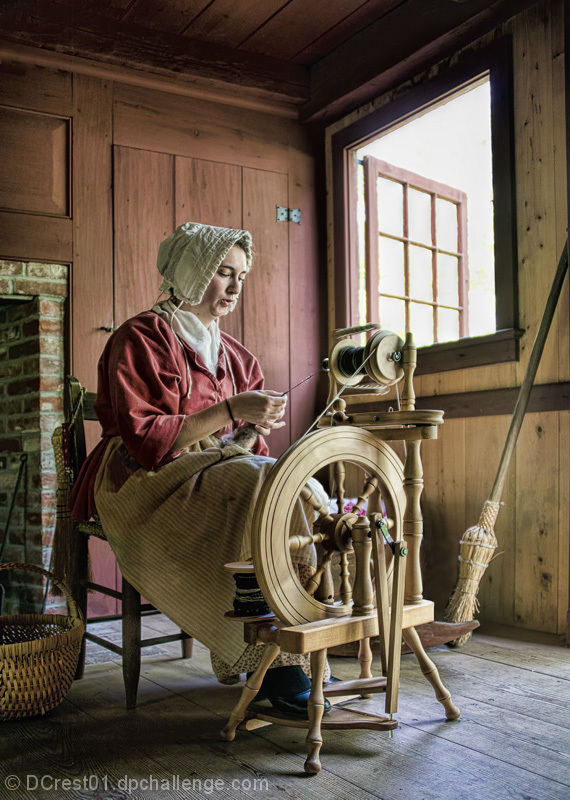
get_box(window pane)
[377,177,403,237]
[436,198,458,252]
[438,307,460,343]
[408,188,432,244]
[437,253,459,306]
[409,302,433,346]
[378,237,405,296]
[379,296,406,335]
[409,245,432,303]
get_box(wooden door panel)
[242,167,290,457]
[113,146,174,326]
[175,155,243,342]
[72,75,113,392]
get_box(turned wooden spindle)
[339,551,352,605]
[304,648,327,774]
[334,460,346,511]
[220,641,280,742]
[401,332,424,604]
[400,331,417,412]
[351,516,374,616]
[402,626,460,720]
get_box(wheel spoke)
[289,531,325,552]
[300,484,333,521]
[352,474,379,513]
[305,551,333,597]
[314,549,335,604]
[334,460,346,512]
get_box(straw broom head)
[444,500,500,646]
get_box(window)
[331,38,519,374]
[361,157,469,347]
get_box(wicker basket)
[0,562,85,721]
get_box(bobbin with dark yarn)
[337,344,366,377]
[232,572,271,616]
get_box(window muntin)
[363,157,468,347]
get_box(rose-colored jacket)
[70,311,268,520]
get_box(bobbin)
[329,329,404,389]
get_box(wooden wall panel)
[71,74,114,614]
[287,133,326,442]
[551,0,569,384]
[559,411,570,633]
[0,61,72,115]
[467,415,516,625]
[0,211,72,262]
[0,107,69,216]
[175,156,243,342]
[514,412,560,632]
[113,83,290,175]
[113,146,174,325]
[71,74,113,389]
[421,418,466,616]
[513,2,560,388]
[242,167,290,457]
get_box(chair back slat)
[82,392,97,421]
[65,376,88,481]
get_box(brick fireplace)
[0,259,67,614]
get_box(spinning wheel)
[221,327,460,774]
[252,427,405,626]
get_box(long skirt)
[93,437,328,683]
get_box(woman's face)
[182,245,249,327]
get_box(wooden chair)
[54,375,193,709]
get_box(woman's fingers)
[232,390,287,427]
[254,420,286,436]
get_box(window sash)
[363,156,469,345]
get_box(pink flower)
[343,501,366,517]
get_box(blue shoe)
[248,666,331,719]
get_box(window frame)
[330,37,520,374]
[363,156,469,344]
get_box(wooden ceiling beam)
[0,0,309,104]
[302,0,540,124]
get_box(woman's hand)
[228,390,287,434]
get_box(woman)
[71,221,329,716]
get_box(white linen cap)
[157,222,253,304]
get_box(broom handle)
[489,240,568,503]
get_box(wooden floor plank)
[451,635,570,680]
[3,622,569,800]
[136,641,570,799]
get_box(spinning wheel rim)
[252,427,405,626]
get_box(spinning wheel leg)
[357,637,373,698]
[220,642,280,741]
[401,626,460,720]
[305,648,327,774]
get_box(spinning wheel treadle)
[252,427,405,626]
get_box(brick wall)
[0,260,67,613]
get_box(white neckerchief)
[153,298,220,375]
[152,298,237,402]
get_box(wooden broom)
[445,240,569,645]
